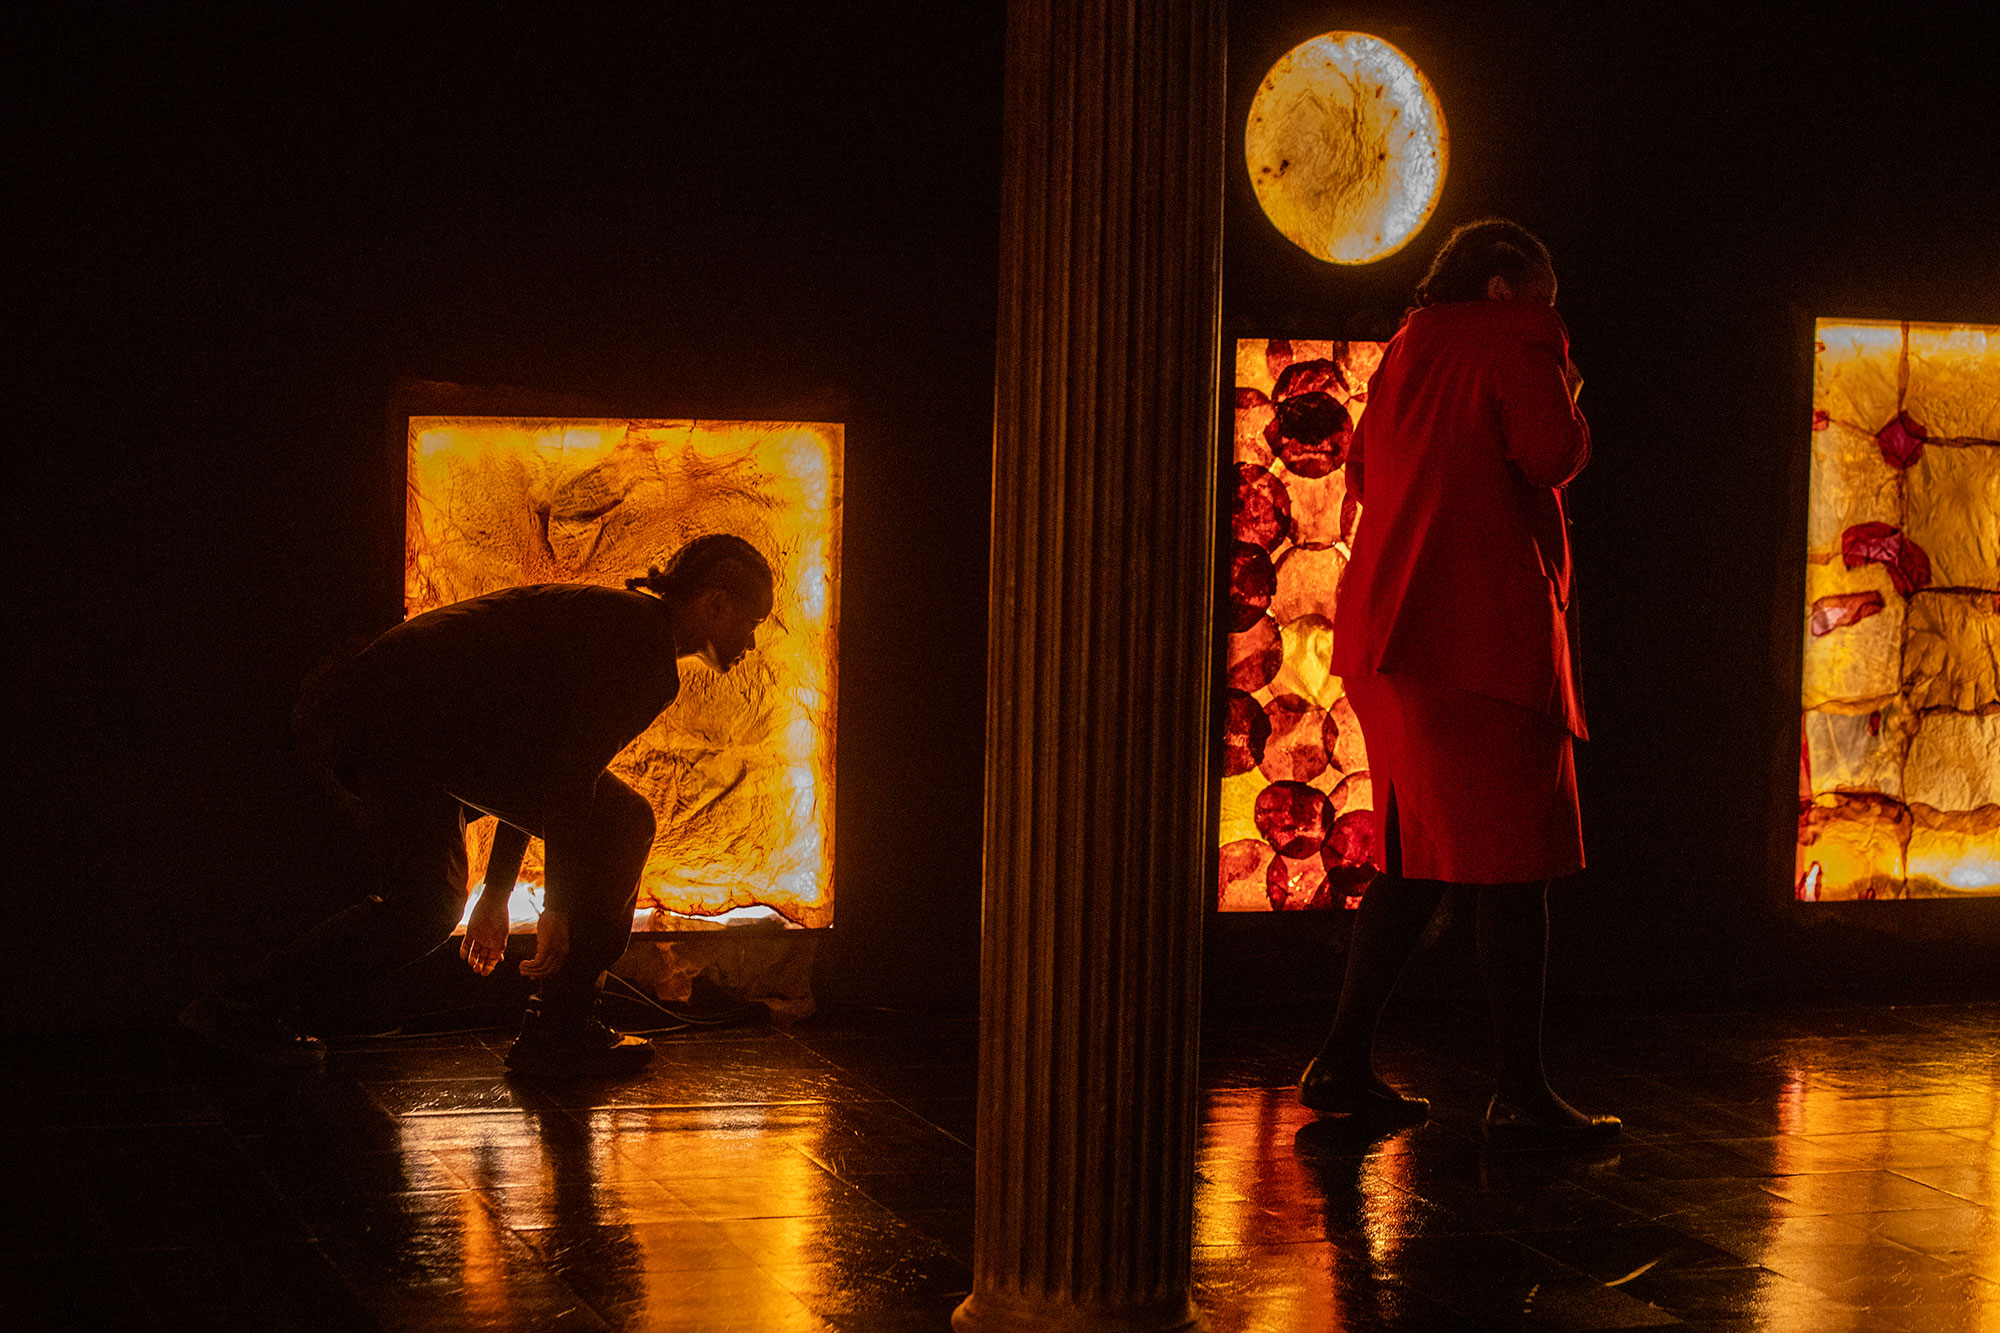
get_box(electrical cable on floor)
[602,972,773,1033]
[862,1003,977,1023]
[314,965,773,1044]
[321,984,761,1043]
[598,972,698,1035]
[324,1019,515,1043]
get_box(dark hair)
[1414,218,1554,307]
[627,534,774,610]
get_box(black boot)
[1483,1093,1621,1148]
[505,1001,653,1079]
[1298,1056,1429,1122]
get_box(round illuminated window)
[1245,32,1448,265]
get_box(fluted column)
[953,3,1224,1331]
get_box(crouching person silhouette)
[181,534,774,1077]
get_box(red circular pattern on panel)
[1258,693,1328,783]
[1253,780,1331,857]
[1232,462,1293,550]
[1265,392,1352,479]
[1219,838,1276,903]
[1222,689,1272,777]
[1228,541,1277,631]
[1266,852,1333,910]
[1226,615,1283,693]
[1273,357,1347,401]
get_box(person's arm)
[461,818,529,976]
[1495,315,1591,489]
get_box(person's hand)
[460,899,510,977]
[520,907,571,979]
[1563,356,1584,402]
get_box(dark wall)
[14,5,1005,1028]
[15,5,1998,1030]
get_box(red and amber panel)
[1799,321,2000,901]
[1220,339,1386,912]
[407,418,841,929]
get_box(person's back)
[306,583,682,826]
[1333,298,1590,736]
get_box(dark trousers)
[1320,787,1555,1097]
[242,761,650,1026]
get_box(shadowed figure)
[1303,220,1619,1147]
[181,534,774,1078]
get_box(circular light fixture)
[1245,32,1448,265]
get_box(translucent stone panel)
[1904,593,2000,712]
[1802,560,1903,712]
[407,417,842,928]
[1798,321,2000,902]
[1798,795,1909,903]
[1905,444,2000,590]
[1219,339,1384,911]
[1807,424,1903,554]
[1905,712,2000,813]
[1909,808,2000,895]
[1803,702,1911,802]
[1244,34,1447,265]
[1907,324,2000,439]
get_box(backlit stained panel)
[1798,321,2000,901]
[407,417,841,928]
[1220,339,1386,912]
[1245,33,1448,265]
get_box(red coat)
[1330,300,1591,738]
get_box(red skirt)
[1345,671,1583,884]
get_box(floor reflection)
[2,1000,1994,1329]
[1190,1003,2000,1331]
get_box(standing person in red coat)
[1300,219,1620,1146]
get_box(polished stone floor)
[3,993,1996,1331]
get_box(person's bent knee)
[398,888,473,941]
[339,887,469,960]
[595,777,656,861]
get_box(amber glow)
[591,1106,831,1321]
[1798,321,1999,901]
[1195,1090,1434,1324]
[406,417,841,928]
[1220,339,1386,912]
[394,1101,890,1324]
[1758,1043,2000,1298]
[1245,32,1447,265]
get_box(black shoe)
[178,996,327,1070]
[505,1014,654,1079]
[1484,1094,1621,1149]
[1298,1058,1429,1122]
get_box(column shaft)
[955,2,1225,1330]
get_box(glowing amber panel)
[407,418,841,928]
[1220,339,1385,912]
[1244,33,1447,266]
[1798,321,2000,901]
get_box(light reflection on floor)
[1189,1007,2000,1331]
[3,1000,1995,1329]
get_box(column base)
[953,1289,1205,1333]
